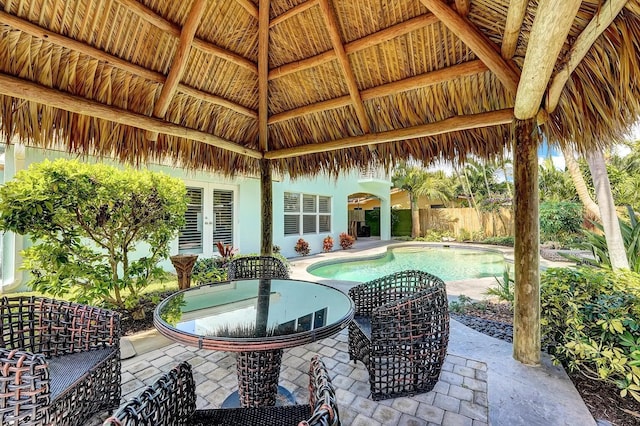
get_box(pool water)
[308,246,506,282]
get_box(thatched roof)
[0,0,638,177]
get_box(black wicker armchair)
[348,270,449,400]
[0,296,121,426]
[103,355,340,426]
[227,255,290,280]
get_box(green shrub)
[541,267,640,401]
[0,159,187,316]
[482,236,515,247]
[192,258,227,285]
[539,201,584,246]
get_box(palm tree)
[538,157,576,202]
[561,146,601,220]
[416,170,454,204]
[392,164,428,238]
[586,149,630,270]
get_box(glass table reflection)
[154,278,354,407]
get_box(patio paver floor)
[90,328,488,426]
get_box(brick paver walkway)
[91,329,488,426]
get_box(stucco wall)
[1,145,391,292]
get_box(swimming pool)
[308,246,506,282]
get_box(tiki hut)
[1,0,639,364]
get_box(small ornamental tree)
[0,159,187,317]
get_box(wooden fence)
[419,207,513,237]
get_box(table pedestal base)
[236,349,283,407]
[221,386,295,408]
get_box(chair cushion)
[188,404,311,426]
[353,315,372,339]
[48,348,117,400]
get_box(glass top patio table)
[154,278,354,351]
[154,278,354,408]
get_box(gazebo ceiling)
[0,0,638,177]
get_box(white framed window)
[284,192,331,235]
[179,185,235,254]
[179,188,203,253]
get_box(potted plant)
[323,235,334,252]
[294,238,310,256]
[339,232,355,250]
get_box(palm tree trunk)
[586,150,629,270]
[411,193,421,238]
[561,146,601,220]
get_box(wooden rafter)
[236,0,259,19]
[514,0,582,119]
[258,0,270,151]
[0,73,262,159]
[269,96,351,124]
[0,11,257,119]
[269,13,438,80]
[269,50,336,80]
[318,0,370,134]
[270,0,319,28]
[419,0,520,96]
[501,0,528,59]
[455,0,470,16]
[114,0,258,74]
[268,60,488,124]
[148,0,206,142]
[546,0,628,114]
[265,109,514,159]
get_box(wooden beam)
[270,0,318,28]
[268,13,439,80]
[179,85,257,118]
[269,96,351,124]
[0,11,257,119]
[419,0,520,96]
[514,0,581,119]
[236,0,259,19]
[148,0,206,142]
[513,118,541,366]
[546,0,628,113]
[265,109,514,159]
[501,0,528,59]
[0,73,262,159]
[268,60,487,124]
[361,59,487,99]
[114,0,258,74]
[268,50,336,80]
[454,0,470,16]
[344,13,439,54]
[258,0,270,151]
[318,0,370,133]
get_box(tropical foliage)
[0,159,187,315]
[541,267,640,402]
[579,206,640,273]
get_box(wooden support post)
[513,118,541,365]
[261,159,273,256]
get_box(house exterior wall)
[0,145,391,292]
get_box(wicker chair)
[103,355,340,426]
[348,270,449,400]
[0,296,121,426]
[227,255,290,280]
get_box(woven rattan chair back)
[104,356,340,426]
[348,270,449,400]
[227,255,290,280]
[0,296,121,426]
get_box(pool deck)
[113,239,594,426]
